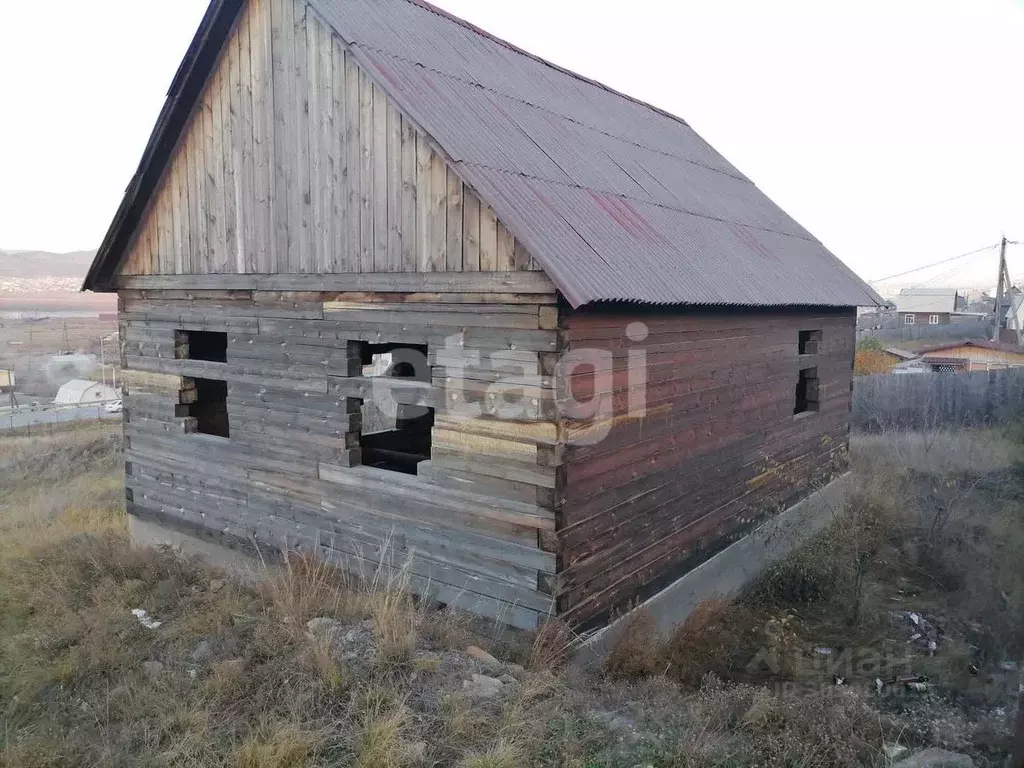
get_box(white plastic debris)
[132,609,163,630]
[909,612,922,627]
[814,647,834,656]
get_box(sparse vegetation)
[854,336,898,375]
[0,424,1020,765]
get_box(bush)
[746,540,840,606]
[602,610,662,680]
[662,599,761,688]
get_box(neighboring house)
[82,0,880,631]
[895,289,966,326]
[914,341,1024,372]
[54,379,119,405]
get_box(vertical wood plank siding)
[557,307,856,629]
[119,0,536,278]
[120,283,560,629]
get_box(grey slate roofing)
[85,0,882,308]
[894,289,961,314]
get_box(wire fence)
[0,400,122,437]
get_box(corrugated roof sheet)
[312,0,881,308]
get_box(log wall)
[119,276,560,629]
[556,307,856,629]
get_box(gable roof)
[895,289,960,315]
[84,0,881,309]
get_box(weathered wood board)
[117,0,539,280]
[120,282,562,630]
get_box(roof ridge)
[400,0,694,131]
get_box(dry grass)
[601,609,663,681]
[369,578,418,667]
[528,618,575,671]
[231,723,317,768]
[352,687,408,768]
[1,424,1019,766]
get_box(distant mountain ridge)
[0,249,97,279]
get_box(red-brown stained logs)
[557,306,855,628]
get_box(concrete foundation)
[573,472,854,666]
[130,471,852,659]
[129,515,278,584]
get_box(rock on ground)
[190,639,215,663]
[465,645,500,667]
[462,673,504,699]
[893,748,974,768]
[306,617,346,644]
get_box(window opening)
[357,343,432,474]
[176,330,227,362]
[189,377,229,437]
[798,329,822,355]
[794,366,819,415]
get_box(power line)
[868,242,1001,284]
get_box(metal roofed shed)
[83,0,873,633]
[54,379,120,406]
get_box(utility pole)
[993,235,1008,342]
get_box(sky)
[0,0,1022,288]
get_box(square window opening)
[794,366,819,415]
[798,329,822,355]
[176,330,227,362]
[905,314,915,325]
[189,377,230,437]
[929,314,940,325]
[354,342,432,475]
[359,404,434,475]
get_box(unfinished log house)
[84,0,881,630]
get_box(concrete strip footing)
[129,515,278,583]
[573,471,854,667]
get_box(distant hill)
[0,249,114,311]
[0,249,97,279]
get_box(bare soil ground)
[0,426,1020,766]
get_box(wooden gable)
[118,0,538,278]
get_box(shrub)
[602,609,663,680]
[662,599,761,688]
[746,541,840,607]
